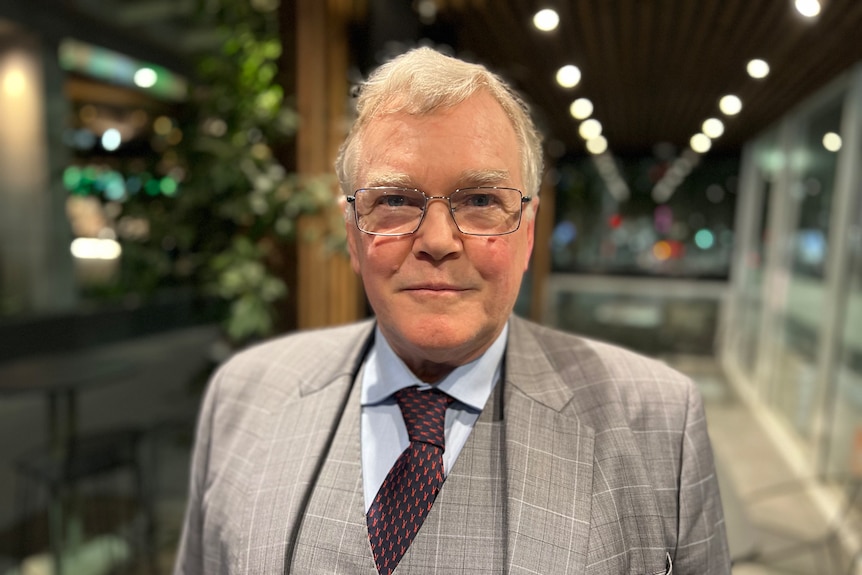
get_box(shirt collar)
[361,322,508,411]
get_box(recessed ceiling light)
[533,8,560,32]
[586,135,608,155]
[556,65,581,88]
[747,59,770,79]
[569,98,593,120]
[579,118,602,140]
[702,118,725,139]
[719,95,743,116]
[795,0,821,18]
[690,133,712,154]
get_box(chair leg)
[140,432,160,575]
[48,483,65,575]
[15,468,33,561]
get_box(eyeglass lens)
[352,187,525,236]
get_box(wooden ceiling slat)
[62,0,862,158]
[630,0,650,147]
[388,0,862,155]
[722,0,862,146]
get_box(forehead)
[354,92,522,188]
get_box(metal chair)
[15,425,158,574]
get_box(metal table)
[0,354,134,575]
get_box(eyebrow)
[363,171,415,188]
[362,169,512,189]
[459,169,511,187]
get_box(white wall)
[0,23,76,314]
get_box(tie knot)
[394,387,452,448]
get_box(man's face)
[346,91,537,381]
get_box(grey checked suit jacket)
[174,315,731,574]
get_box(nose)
[412,198,462,261]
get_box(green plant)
[161,0,339,343]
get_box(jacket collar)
[286,315,596,574]
[502,315,595,574]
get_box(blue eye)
[382,195,407,207]
[465,194,493,207]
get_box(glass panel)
[826,189,862,481]
[769,92,845,440]
[734,135,778,378]
[551,155,739,279]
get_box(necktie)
[367,386,453,575]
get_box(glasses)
[346,187,532,237]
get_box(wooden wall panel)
[295,0,364,328]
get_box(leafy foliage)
[162,0,338,343]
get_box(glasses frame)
[346,186,532,237]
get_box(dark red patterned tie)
[367,386,453,575]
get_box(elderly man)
[175,47,730,574]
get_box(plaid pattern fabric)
[289,373,507,574]
[174,316,730,575]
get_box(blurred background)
[1,0,861,573]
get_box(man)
[175,47,730,574]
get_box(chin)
[397,316,493,355]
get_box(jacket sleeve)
[673,381,732,573]
[172,369,219,575]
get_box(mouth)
[403,284,469,294]
[405,285,467,293]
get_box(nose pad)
[412,198,463,259]
[418,197,458,233]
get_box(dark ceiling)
[11,0,862,158]
[448,0,862,156]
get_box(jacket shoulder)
[511,317,696,426]
[209,319,375,407]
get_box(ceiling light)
[747,59,770,79]
[823,132,842,152]
[690,133,712,154]
[795,0,821,18]
[533,8,560,31]
[586,135,608,155]
[134,67,158,89]
[579,118,602,140]
[101,128,122,151]
[569,98,594,120]
[556,65,581,88]
[2,69,26,97]
[719,95,743,116]
[71,238,122,260]
[702,118,725,139]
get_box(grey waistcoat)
[290,375,506,574]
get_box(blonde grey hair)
[335,47,544,201]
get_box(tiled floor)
[666,354,861,575]
[0,327,857,574]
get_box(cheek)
[471,238,528,286]
[357,236,413,277]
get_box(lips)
[405,284,466,292]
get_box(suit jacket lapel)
[503,316,595,575]
[242,320,375,573]
[239,315,599,573]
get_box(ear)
[345,219,362,275]
[523,196,539,270]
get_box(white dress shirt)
[360,323,507,512]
